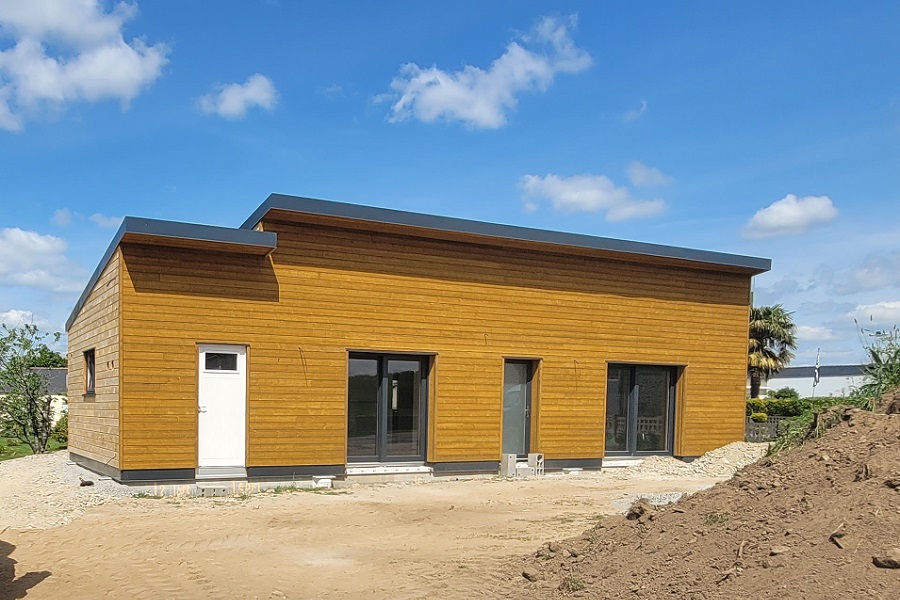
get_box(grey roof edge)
[65,217,276,332]
[770,365,868,379]
[242,194,772,274]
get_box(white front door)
[198,344,247,468]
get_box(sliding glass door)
[605,364,676,455]
[348,354,428,462]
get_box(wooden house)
[65,194,770,482]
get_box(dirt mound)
[507,408,900,599]
[882,387,900,414]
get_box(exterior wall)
[765,374,863,398]
[67,250,120,468]
[117,220,751,470]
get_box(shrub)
[770,386,800,400]
[746,397,805,417]
[851,325,900,411]
[749,412,768,423]
[51,413,68,445]
[746,398,766,416]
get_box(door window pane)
[348,358,379,458]
[502,362,530,455]
[205,352,238,371]
[605,366,630,452]
[635,368,670,452]
[386,360,422,457]
[606,364,675,455]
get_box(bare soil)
[506,408,900,599]
[0,468,733,600]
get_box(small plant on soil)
[132,492,163,499]
[703,511,730,526]
[558,574,586,593]
[269,484,301,494]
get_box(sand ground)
[1,472,724,599]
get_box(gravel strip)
[1,442,769,531]
[613,441,769,478]
[0,451,136,531]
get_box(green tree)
[771,386,800,400]
[748,304,797,399]
[0,324,63,454]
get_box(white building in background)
[0,367,68,425]
[765,364,866,398]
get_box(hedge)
[745,397,805,417]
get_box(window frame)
[347,352,430,463]
[84,349,96,395]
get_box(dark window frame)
[84,349,96,395]
[502,359,534,457]
[605,363,678,457]
[347,352,429,463]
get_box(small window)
[205,352,238,371]
[84,349,95,394]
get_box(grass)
[703,511,730,526]
[0,436,66,462]
[559,575,587,593]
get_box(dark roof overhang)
[65,217,276,331]
[243,194,771,276]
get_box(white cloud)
[623,99,647,122]
[849,301,900,330]
[0,0,169,132]
[319,83,344,98]
[626,161,672,187]
[796,325,837,341]
[826,250,900,295]
[520,173,665,221]
[742,194,838,239]
[384,15,591,129]
[89,212,122,228]
[0,227,84,292]
[198,73,278,119]
[52,207,73,226]
[0,308,53,331]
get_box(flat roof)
[243,194,771,274]
[68,194,771,332]
[65,217,276,331]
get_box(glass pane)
[635,368,670,452]
[348,358,379,458]
[605,366,630,452]
[385,359,422,457]
[502,362,529,455]
[205,352,237,371]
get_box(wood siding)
[117,220,751,470]
[67,250,120,468]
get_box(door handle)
[198,406,207,413]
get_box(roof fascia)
[242,194,771,275]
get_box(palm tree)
[748,304,797,398]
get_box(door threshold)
[345,464,432,476]
[602,457,645,468]
[196,466,248,480]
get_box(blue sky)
[1,1,899,367]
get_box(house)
[65,194,770,482]
[0,367,67,426]
[765,364,866,398]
